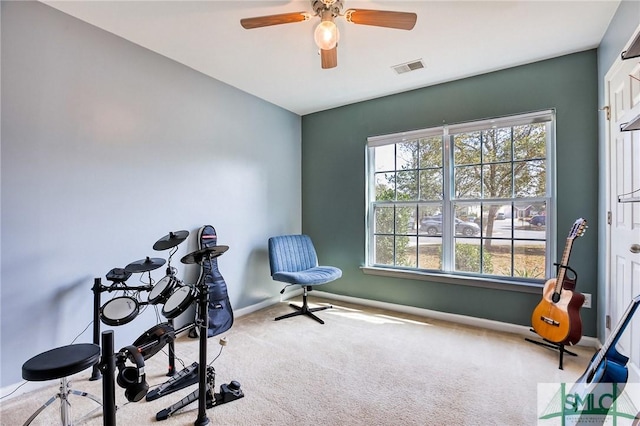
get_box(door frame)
[603,45,619,342]
[603,23,640,344]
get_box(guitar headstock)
[569,218,588,239]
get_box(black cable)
[162,347,186,370]
[1,320,94,400]
[208,344,224,367]
[0,381,28,400]
[70,321,94,344]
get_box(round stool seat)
[22,344,100,382]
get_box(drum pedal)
[146,362,199,401]
[212,380,244,406]
[156,378,243,421]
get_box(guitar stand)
[525,329,577,370]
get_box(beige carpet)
[0,298,594,425]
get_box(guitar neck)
[554,237,575,292]
[552,218,587,294]
[595,296,640,367]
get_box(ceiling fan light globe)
[314,21,339,50]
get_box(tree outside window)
[367,111,553,282]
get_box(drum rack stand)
[90,243,243,425]
[155,247,243,426]
[90,277,177,381]
[99,330,117,426]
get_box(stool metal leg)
[60,377,71,425]
[23,393,60,426]
[23,377,102,426]
[70,387,103,424]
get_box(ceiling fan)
[240,0,417,69]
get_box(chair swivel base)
[275,303,332,324]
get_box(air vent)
[392,59,425,74]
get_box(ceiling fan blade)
[344,9,417,30]
[321,47,337,69]
[240,12,309,29]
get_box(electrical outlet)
[583,293,592,309]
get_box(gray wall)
[596,1,640,342]
[1,2,301,388]
[302,51,599,336]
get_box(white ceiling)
[43,1,620,116]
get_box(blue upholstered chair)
[268,234,342,324]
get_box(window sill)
[360,266,544,294]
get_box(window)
[366,110,554,283]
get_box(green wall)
[302,50,599,337]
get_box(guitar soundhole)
[552,292,560,303]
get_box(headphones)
[116,345,148,402]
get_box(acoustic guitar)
[531,218,587,345]
[567,294,640,419]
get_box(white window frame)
[365,110,556,286]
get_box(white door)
[606,44,640,384]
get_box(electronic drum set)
[98,230,198,329]
[91,229,240,425]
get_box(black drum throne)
[21,343,102,426]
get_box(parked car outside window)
[419,216,480,236]
[530,215,546,227]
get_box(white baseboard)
[312,290,599,349]
[232,295,280,318]
[233,288,303,318]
